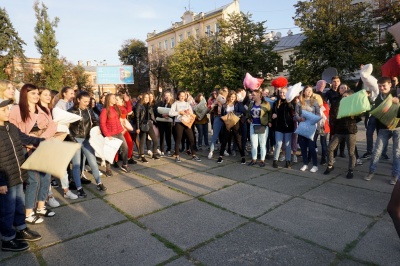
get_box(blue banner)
[96,66,134,84]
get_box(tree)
[0,8,26,81]
[33,1,64,90]
[218,12,281,89]
[61,59,92,92]
[149,49,173,95]
[118,39,149,94]
[286,0,378,84]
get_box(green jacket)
[247,101,272,126]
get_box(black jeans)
[139,125,158,156]
[219,122,244,157]
[174,122,196,156]
[158,121,173,152]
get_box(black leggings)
[139,126,158,156]
[219,123,244,157]
[174,123,196,156]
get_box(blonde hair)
[0,80,15,101]
[299,86,315,107]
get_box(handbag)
[253,125,266,134]
[140,121,150,132]
[221,112,240,130]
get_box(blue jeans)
[72,138,102,187]
[369,128,400,178]
[366,116,388,155]
[195,123,209,146]
[209,116,224,152]
[25,170,50,210]
[299,135,317,166]
[0,184,27,241]
[274,131,292,161]
[250,124,268,161]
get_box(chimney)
[87,61,91,66]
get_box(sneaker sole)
[2,246,30,252]
[16,236,42,242]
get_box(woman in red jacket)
[100,94,129,175]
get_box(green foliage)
[33,1,64,90]
[0,7,26,81]
[167,12,280,95]
[118,39,149,92]
[287,0,378,84]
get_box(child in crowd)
[0,99,43,252]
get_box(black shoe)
[81,177,91,184]
[285,161,291,169]
[259,161,266,167]
[105,169,113,177]
[186,150,192,155]
[69,181,77,190]
[323,165,334,175]
[272,160,278,168]
[241,158,246,165]
[361,152,372,159]
[381,154,390,160]
[96,183,107,191]
[112,161,119,168]
[217,157,223,164]
[1,238,29,252]
[265,154,270,160]
[51,179,59,188]
[346,170,354,179]
[16,228,42,242]
[152,155,160,160]
[248,160,257,166]
[128,158,137,164]
[121,165,130,173]
[141,157,148,163]
[77,188,87,198]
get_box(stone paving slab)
[191,222,336,265]
[135,163,195,182]
[138,199,247,250]
[95,173,156,194]
[247,172,323,196]
[50,184,97,206]
[257,198,373,251]
[0,252,39,265]
[303,182,390,217]
[203,183,291,218]
[279,167,342,181]
[350,215,400,265]
[105,183,192,218]
[182,156,225,171]
[165,257,195,266]
[331,175,394,194]
[163,172,236,197]
[33,198,127,247]
[206,163,267,182]
[40,222,176,266]
[336,259,369,266]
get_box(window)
[151,45,154,53]
[195,28,199,37]
[164,40,168,50]
[179,34,183,42]
[206,25,211,36]
[187,31,191,38]
[171,37,175,48]
[215,23,220,33]
[158,42,162,49]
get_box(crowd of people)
[0,74,399,252]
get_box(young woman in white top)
[169,91,201,163]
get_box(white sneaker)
[390,176,397,185]
[356,159,363,165]
[208,151,213,159]
[310,166,318,173]
[292,154,298,163]
[157,149,162,155]
[64,190,78,200]
[223,151,230,156]
[47,196,60,208]
[278,153,285,162]
[147,150,153,157]
[300,165,308,171]
[167,151,172,156]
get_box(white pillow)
[21,138,81,179]
[286,82,303,102]
[52,107,82,124]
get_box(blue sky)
[1,0,300,65]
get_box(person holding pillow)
[295,86,321,173]
[9,84,57,224]
[68,91,107,195]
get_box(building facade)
[146,0,240,91]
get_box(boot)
[285,160,291,169]
[272,160,278,168]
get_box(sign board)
[96,65,134,84]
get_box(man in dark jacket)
[323,90,359,179]
[0,99,43,252]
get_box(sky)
[1,0,300,66]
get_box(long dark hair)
[19,83,49,122]
[59,86,73,100]
[104,93,121,118]
[73,91,91,109]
